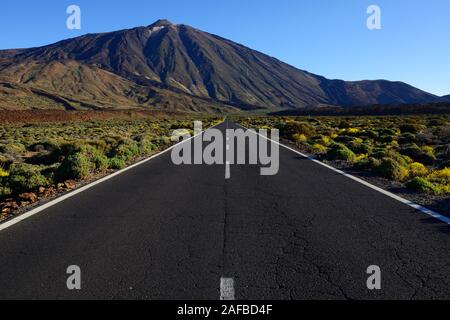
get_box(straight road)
[0,120,449,300]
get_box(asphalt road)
[0,120,450,300]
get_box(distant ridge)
[438,95,450,102]
[0,19,442,112]
[270,102,450,116]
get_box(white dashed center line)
[225,161,231,180]
[220,277,235,300]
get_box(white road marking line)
[225,123,231,178]
[225,161,231,180]
[0,125,216,232]
[236,123,450,224]
[220,277,235,300]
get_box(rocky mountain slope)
[0,19,444,112]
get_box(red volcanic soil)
[0,109,183,124]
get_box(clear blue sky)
[1,0,449,96]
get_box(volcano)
[0,19,442,112]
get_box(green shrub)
[59,142,85,158]
[138,140,157,156]
[319,136,332,146]
[361,130,379,139]
[59,152,94,180]
[110,141,140,162]
[427,168,450,185]
[0,143,26,155]
[369,157,382,168]
[0,154,8,165]
[370,149,407,162]
[0,186,12,198]
[354,157,381,170]
[93,153,109,171]
[151,137,171,147]
[400,144,436,165]
[377,135,396,143]
[0,168,8,177]
[399,124,423,134]
[7,163,50,194]
[86,140,108,153]
[435,144,449,159]
[57,144,111,180]
[353,159,369,170]
[375,158,409,182]
[422,146,436,160]
[292,134,308,142]
[379,128,399,136]
[78,145,109,171]
[334,135,354,144]
[326,143,356,162]
[406,177,441,195]
[109,157,126,170]
[282,122,316,139]
[338,120,351,129]
[398,133,416,144]
[433,125,450,142]
[312,144,328,154]
[347,139,372,154]
[409,162,428,177]
[385,151,413,166]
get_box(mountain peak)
[149,19,174,27]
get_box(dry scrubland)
[0,114,222,219]
[1,113,449,220]
[238,116,450,199]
